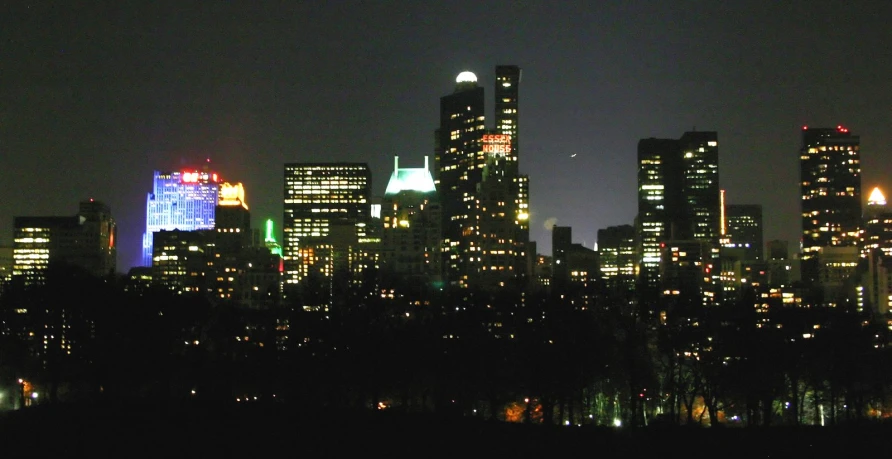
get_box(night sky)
[3,1,891,272]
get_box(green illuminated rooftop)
[384,156,436,195]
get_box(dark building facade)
[724,203,763,261]
[552,226,573,290]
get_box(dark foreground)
[0,401,888,457]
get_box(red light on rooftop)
[802,125,808,130]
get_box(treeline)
[0,263,890,428]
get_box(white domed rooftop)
[456,71,477,84]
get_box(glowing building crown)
[384,156,436,195]
[868,187,886,206]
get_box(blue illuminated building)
[142,169,221,266]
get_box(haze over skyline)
[3,1,891,271]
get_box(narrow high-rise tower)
[435,71,486,287]
[495,65,531,284]
[799,126,861,284]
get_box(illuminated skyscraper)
[636,138,682,303]
[862,187,892,257]
[680,131,720,245]
[495,65,531,284]
[436,71,486,287]
[435,66,528,289]
[282,163,372,294]
[799,126,861,284]
[861,187,892,315]
[380,156,441,285]
[476,132,523,288]
[142,168,220,266]
[637,132,720,314]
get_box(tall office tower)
[13,200,117,284]
[636,138,683,304]
[436,71,486,287]
[495,65,531,279]
[636,132,720,314]
[679,131,721,245]
[862,187,892,315]
[597,224,636,296]
[723,203,764,261]
[142,168,220,266]
[380,156,442,286]
[213,182,252,301]
[476,132,522,288]
[283,163,372,297]
[799,126,861,284]
[495,65,520,158]
[862,187,892,257]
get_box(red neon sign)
[181,171,200,183]
[482,134,511,154]
[180,170,219,183]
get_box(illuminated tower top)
[385,156,436,195]
[264,219,282,256]
[456,71,477,84]
[868,187,886,206]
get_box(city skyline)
[4,1,892,271]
